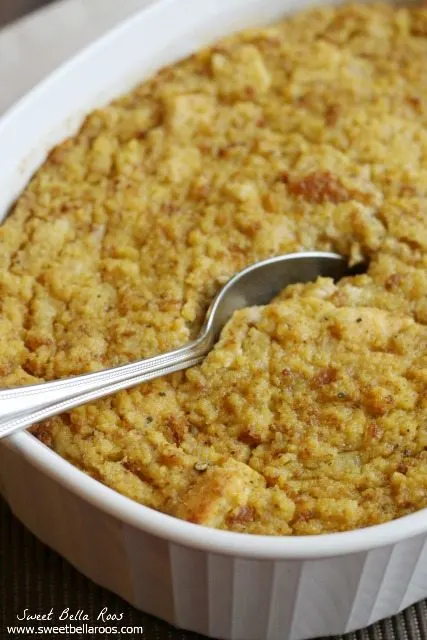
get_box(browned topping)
[325,103,340,125]
[239,430,263,447]
[31,421,53,447]
[226,506,256,526]
[292,510,315,524]
[366,422,384,441]
[277,172,290,184]
[166,416,188,446]
[385,273,404,290]
[313,367,337,387]
[288,171,351,204]
[405,95,422,111]
[3,2,427,537]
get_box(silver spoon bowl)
[0,251,349,439]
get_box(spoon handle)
[0,337,209,440]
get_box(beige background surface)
[0,0,56,27]
[0,0,155,114]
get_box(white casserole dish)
[1,0,427,638]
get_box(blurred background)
[0,0,56,27]
[0,0,150,113]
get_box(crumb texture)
[2,2,427,534]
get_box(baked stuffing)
[2,2,427,534]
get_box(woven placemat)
[1,497,426,640]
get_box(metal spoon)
[0,251,349,439]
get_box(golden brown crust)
[2,2,427,534]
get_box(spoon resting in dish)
[0,251,351,439]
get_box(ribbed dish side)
[2,442,427,640]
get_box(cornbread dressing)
[2,2,427,534]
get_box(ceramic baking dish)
[1,0,427,638]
